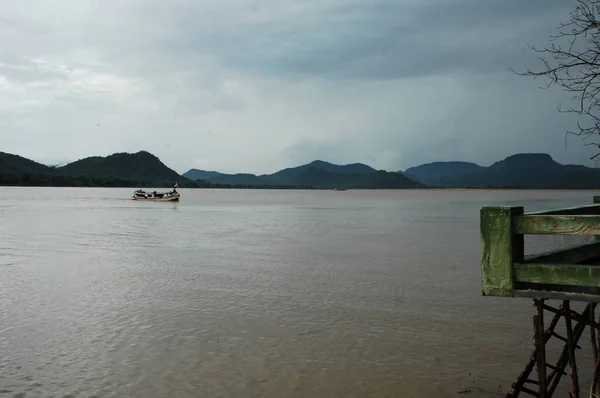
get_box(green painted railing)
[481,196,600,302]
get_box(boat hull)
[131,190,180,202]
[132,196,179,202]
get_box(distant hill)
[353,171,425,189]
[6,149,600,190]
[0,151,54,175]
[181,160,418,189]
[488,153,560,172]
[182,169,222,181]
[206,173,270,186]
[184,170,271,186]
[407,153,600,189]
[287,167,423,189]
[182,160,386,188]
[182,153,600,189]
[452,153,600,189]
[290,167,360,188]
[0,150,211,188]
[403,161,484,185]
[263,160,376,185]
[58,151,182,184]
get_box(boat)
[132,189,180,202]
[132,182,180,202]
[333,188,347,191]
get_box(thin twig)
[513,0,600,156]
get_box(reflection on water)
[0,188,598,397]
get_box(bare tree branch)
[514,0,600,159]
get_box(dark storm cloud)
[157,0,575,80]
[0,0,593,173]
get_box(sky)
[0,0,597,174]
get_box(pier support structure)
[481,197,600,397]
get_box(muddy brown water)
[0,188,598,397]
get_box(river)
[0,188,597,397]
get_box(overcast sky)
[0,0,596,174]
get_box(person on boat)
[173,182,178,193]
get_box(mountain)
[354,171,425,189]
[262,160,376,185]
[180,160,416,189]
[0,150,213,188]
[403,161,484,185]
[58,151,182,184]
[288,167,423,189]
[184,170,271,186]
[487,153,560,172]
[206,173,271,186]
[182,160,383,188]
[182,169,222,181]
[183,169,274,186]
[7,149,600,190]
[0,151,54,175]
[289,167,363,188]
[413,153,600,189]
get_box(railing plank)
[525,203,600,216]
[514,215,600,235]
[524,241,600,265]
[515,263,600,287]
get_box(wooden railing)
[481,196,600,302]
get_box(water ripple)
[0,188,596,397]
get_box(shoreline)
[1,185,599,191]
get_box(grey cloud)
[0,0,595,174]
[147,0,574,81]
[4,0,566,84]
[0,59,69,84]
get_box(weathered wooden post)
[480,197,600,397]
[481,206,524,297]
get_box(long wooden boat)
[132,189,180,202]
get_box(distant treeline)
[0,172,155,188]
[0,172,315,189]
